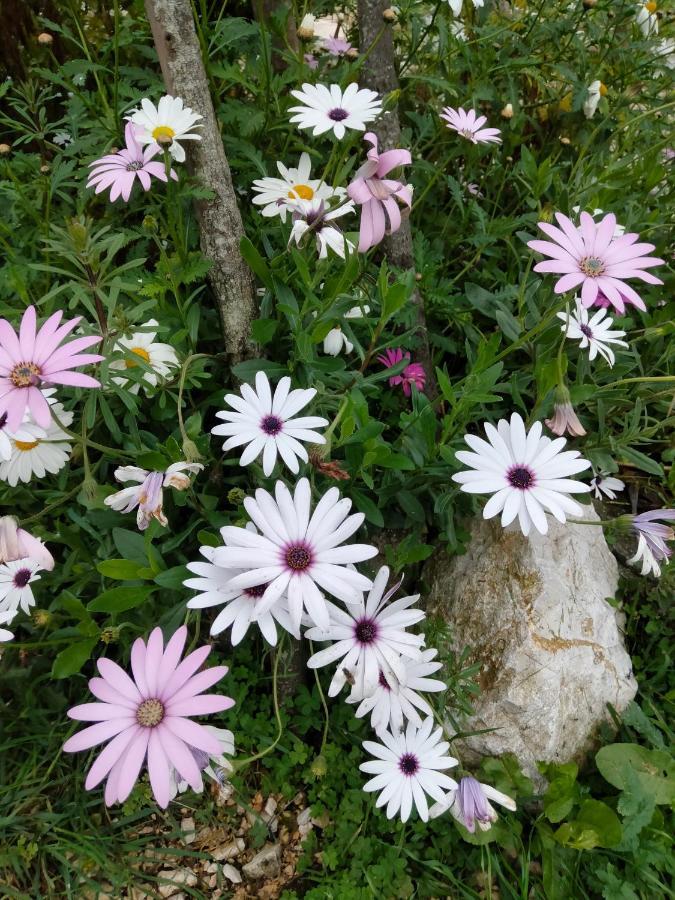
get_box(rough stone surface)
[424,506,637,787]
[242,843,282,880]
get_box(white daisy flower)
[452,412,592,536]
[289,198,355,259]
[0,413,36,462]
[557,300,628,367]
[429,776,516,832]
[360,717,458,823]
[306,566,425,699]
[289,83,382,140]
[0,613,13,641]
[128,95,203,162]
[168,725,235,800]
[583,80,607,119]
[110,319,179,394]
[0,558,41,618]
[104,461,203,531]
[447,0,484,15]
[209,478,378,631]
[185,539,298,645]
[323,305,370,356]
[590,471,625,501]
[211,371,328,477]
[636,2,658,37]
[0,405,73,485]
[349,648,447,735]
[251,152,344,223]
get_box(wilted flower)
[430,776,516,832]
[583,80,607,119]
[545,386,586,437]
[628,509,675,577]
[288,198,355,259]
[37,32,53,45]
[297,13,316,40]
[104,462,203,531]
[501,103,514,118]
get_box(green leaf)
[618,446,664,478]
[96,559,148,580]
[239,236,273,289]
[52,638,99,679]
[541,762,580,823]
[595,743,675,805]
[88,585,156,613]
[554,800,622,850]
[153,566,189,589]
[351,489,384,527]
[381,282,408,320]
[251,318,278,345]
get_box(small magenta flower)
[87,122,177,202]
[377,348,426,396]
[347,132,412,252]
[104,462,203,531]
[430,775,516,832]
[628,509,675,577]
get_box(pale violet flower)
[288,198,355,259]
[590,471,625,501]
[430,776,516,832]
[104,462,203,530]
[628,509,675,577]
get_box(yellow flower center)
[645,2,657,13]
[14,439,40,452]
[599,83,608,96]
[151,125,176,144]
[125,346,151,368]
[289,184,314,201]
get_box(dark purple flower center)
[285,544,312,571]
[354,618,379,645]
[328,107,349,122]
[580,323,593,338]
[508,466,535,490]
[126,160,145,171]
[136,698,164,727]
[261,414,283,436]
[244,583,268,599]
[378,670,391,691]
[0,413,7,429]
[12,568,32,589]
[399,753,419,776]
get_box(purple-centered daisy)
[87,121,177,202]
[440,107,502,145]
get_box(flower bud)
[310,754,328,779]
[346,47,359,60]
[101,626,120,644]
[37,32,53,45]
[583,0,597,7]
[0,143,11,155]
[501,103,514,118]
[297,13,315,40]
[182,438,202,463]
[142,214,157,233]
[228,487,246,506]
[382,8,397,22]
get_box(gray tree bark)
[144,0,256,362]
[357,0,437,397]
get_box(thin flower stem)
[311,644,330,754]
[558,516,618,527]
[18,485,82,526]
[598,376,675,391]
[232,644,284,770]
[177,353,211,450]
[49,408,135,459]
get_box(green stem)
[598,376,675,391]
[232,646,284,769]
[49,408,135,458]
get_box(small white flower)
[636,2,658,37]
[128,95,203,162]
[251,153,344,223]
[583,80,607,119]
[590,471,625,501]
[168,725,235,800]
[0,558,41,619]
[289,83,382,140]
[429,776,516,832]
[212,371,328,476]
[349,648,447,735]
[0,404,73,485]
[557,300,629,367]
[447,0,484,14]
[110,319,179,394]
[360,717,458,822]
[453,412,592,536]
[306,566,426,700]
[104,461,203,531]
[323,305,370,356]
[289,198,355,259]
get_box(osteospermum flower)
[528,212,664,312]
[360,717,458,823]
[583,80,607,119]
[441,107,501,144]
[590,471,625,501]
[168,725,234,801]
[288,197,355,259]
[209,478,378,631]
[211,371,328,477]
[306,566,426,699]
[104,462,203,531]
[0,558,41,618]
[87,122,176,203]
[289,83,382,139]
[110,319,179,394]
[557,300,628,367]
[347,132,412,252]
[452,412,592,536]
[0,305,102,431]
[0,516,54,570]
[0,404,73,485]
[62,626,234,808]
[251,152,344,223]
[628,509,675,577]
[128,95,203,162]
[0,611,13,642]
[349,648,447,735]
[323,36,353,56]
[429,776,516,833]
[377,348,426,396]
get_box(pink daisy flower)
[63,626,234,808]
[323,36,353,56]
[527,212,664,313]
[87,121,177,203]
[377,348,426,396]
[0,306,102,431]
[347,132,412,252]
[440,107,502,145]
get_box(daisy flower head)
[211,371,328,477]
[440,107,501,145]
[323,305,371,356]
[583,80,607,119]
[377,348,426,396]
[347,132,412,252]
[288,197,355,259]
[110,319,179,394]
[557,300,628,367]
[452,412,592,536]
[636,2,658,37]
[87,122,177,203]
[0,305,102,431]
[360,717,458,823]
[590,471,625,501]
[209,478,378,631]
[0,558,41,619]
[251,152,344,223]
[349,648,447,735]
[429,776,516,833]
[63,626,235,808]
[0,516,54,570]
[168,725,234,801]
[0,404,73,485]
[0,611,13,642]
[323,36,353,56]
[628,509,675,577]
[527,211,664,313]
[306,566,426,700]
[185,539,298,645]
[128,95,203,162]
[104,461,203,531]
[289,83,382,140]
